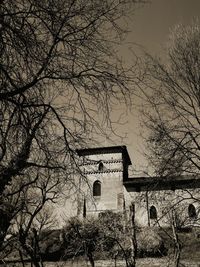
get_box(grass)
[7,259,200,267]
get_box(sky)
[109,0,200,175]
[130,0,200,55]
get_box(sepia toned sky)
[111,0,200,174]
[129,0,200,54]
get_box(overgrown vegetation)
[61,212,166,267]
[6,211,200,266]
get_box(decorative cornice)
[84,169,122,174]
[81,159,123,166]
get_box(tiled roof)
[76,145,132,165]
[124,175,200,191]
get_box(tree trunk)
[87,250,95,267]
[129,202,137,267]
[171,210,181,267]
[145,191,150,227]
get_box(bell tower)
[76,146,132,217]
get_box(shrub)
[63,216,101,263]
[39,229,65,261]
[137,227,166,257]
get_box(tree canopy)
[0,0,144,256]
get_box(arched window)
[93,180,101,197]
[188,204,197,219]
[98,162,104,171]
[150,205,157,220]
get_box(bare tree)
[0,0,145,248]
[141,21,200,178]
[2,169,64,267]
[138,21,200,266]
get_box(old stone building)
[76,146,200,227]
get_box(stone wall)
[67,146,200,229]
[78,152,125,217]
[124,187,200,227]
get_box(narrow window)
[98,162,104,171]
[93,180,101,197]
[150,205,157,220]
[188,204,197,219]
[83,198,86,218]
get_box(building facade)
[76,146,200,227]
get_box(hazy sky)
[130,0,200,54]
[112,0,200,174]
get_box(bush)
[137,227,166,257]
[63,213,126,261]
[63,217,101,260]
[39,229,65,261]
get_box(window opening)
[188,204,197,219]
[98,162,104,171]
[83,198,86,218]
[93,180,101,197]
[150,205,157,220]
